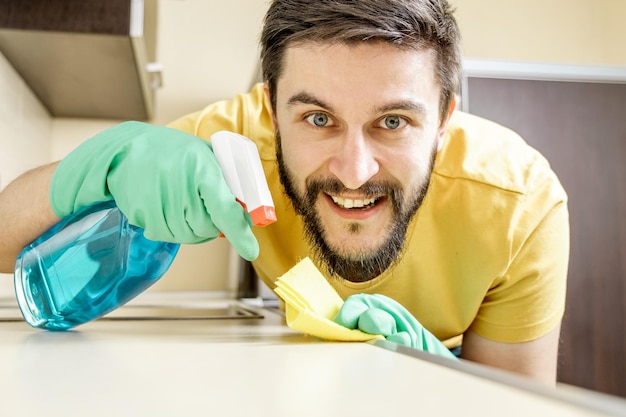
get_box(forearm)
[0,162,61,272]
[461,325,561,386]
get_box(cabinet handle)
[146,62,163,90]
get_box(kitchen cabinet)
[461,60,626,398]
[0,0,160,120]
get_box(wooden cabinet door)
[465,76,626,398]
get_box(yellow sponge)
[274,257,384,342]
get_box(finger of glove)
[186,145,252,244]
[366,295,455,357]
[360,294,422,337]
[203,191,260,261]
[229,229,260,261]
[170,138,257,257]
[337,294,454,358]
[385,332,414,348]
[357,308,398,337]
[418,329,458,359]
[333,297,370,329]
[212,208,259,261]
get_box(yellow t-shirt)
[168,83,569,347]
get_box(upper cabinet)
[0,0,160,120]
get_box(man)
[0,0,568,385]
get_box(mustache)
[305,177,405,207]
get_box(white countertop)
[0,292,624,417]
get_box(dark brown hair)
[260,0,462,121]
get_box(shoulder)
[436,111,562,198]
[167,83,276,160]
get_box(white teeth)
[330,196,377,209]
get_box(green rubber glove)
[334,294,458,360]
[50,121,259,261]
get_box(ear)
[263,82,271,104]
[436,95,458,152]
[263,83,279,131]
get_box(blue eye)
[307,113,330,127]
[383,115,402,129]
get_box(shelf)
[0,0,160,120]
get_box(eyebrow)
[287,91,428,117]
[287,91,336,113]
[374,100,428,117]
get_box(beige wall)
[452,0,626,66]
[0,52,51,296]
[3,0,624,296]
[0,55,51,189]
[48,0,269,294]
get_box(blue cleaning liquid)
[14,200,180,331]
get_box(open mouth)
[329,195,382,210]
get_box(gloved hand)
[50,121,259,261]
[334,294,458,360]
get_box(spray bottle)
[14,131,276,331]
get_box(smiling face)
[269,41,455,281]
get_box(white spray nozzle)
[211,131,277,227]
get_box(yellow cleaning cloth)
[274,257,384,342]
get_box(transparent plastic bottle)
[14,200,180,331]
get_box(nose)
[327,130,380,190]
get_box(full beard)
[276,131,437,282]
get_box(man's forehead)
[279,41,438,82]
[275,42,441,112]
